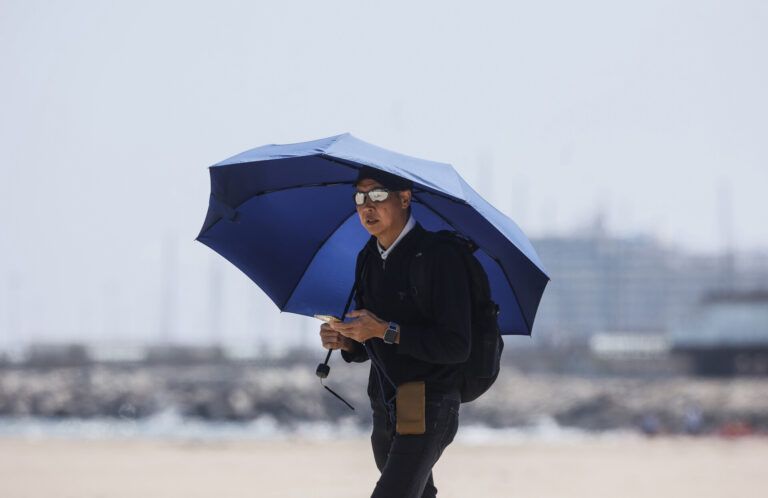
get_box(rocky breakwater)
[0,361,372,426]
[465,371,768,434]
[1,362,767,434]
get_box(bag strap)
[405,230,447,319]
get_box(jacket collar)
[365,221,426,260]
[377,214,416,260]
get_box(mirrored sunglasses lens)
[354,192,366,205]
[369,190,389,202]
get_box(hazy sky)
[1,1,766,349]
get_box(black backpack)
[407,230,504,403]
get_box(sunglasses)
[354,187,392,206]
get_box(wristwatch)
[383,321,399,344]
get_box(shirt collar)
[377,214,416,260]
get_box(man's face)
[355,179,411,241]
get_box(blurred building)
[531,217,768,351]
[23,343,91,367]
[89,342,145,363]
[144,344,226,365]
[670,291,768,375]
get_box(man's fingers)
[345,309,368,318]
[319,328,345,350]
[320,333,341,350]
[330,322,359,336]
[329,321,348,331]
[332,318,367,329]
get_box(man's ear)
[399,190,412,209]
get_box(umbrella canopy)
[196,133,549,335]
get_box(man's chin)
[364,225,384,238]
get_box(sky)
[1,0,766,350]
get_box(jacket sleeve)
[397,243,472,364]
[341,250,370,364]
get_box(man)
[319,166,472,498]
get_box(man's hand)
[319,322,355,352]
[330,309,389,343]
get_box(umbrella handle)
[316,350,332,378]
[315,250,368,403]
[315,350,354,410]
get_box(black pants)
[369,392,460,498]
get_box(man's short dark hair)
[355,166,413,192]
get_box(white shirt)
[377,214,416,261]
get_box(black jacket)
[341,222,472,401]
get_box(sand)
[0,436,766,497]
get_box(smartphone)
[314,314,342,323]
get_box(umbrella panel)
[198,184,356,309]
[285,214,368,318]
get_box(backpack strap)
[406,231,437,318]
[407,230,476,318]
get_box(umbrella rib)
[413,195,533,335]
[280,209,359,311]
[317,154,364,171]
[249,181,353,198]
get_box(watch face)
[384,326,398,344]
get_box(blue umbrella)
[196,133,549,336]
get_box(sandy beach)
[1,436,766,497]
